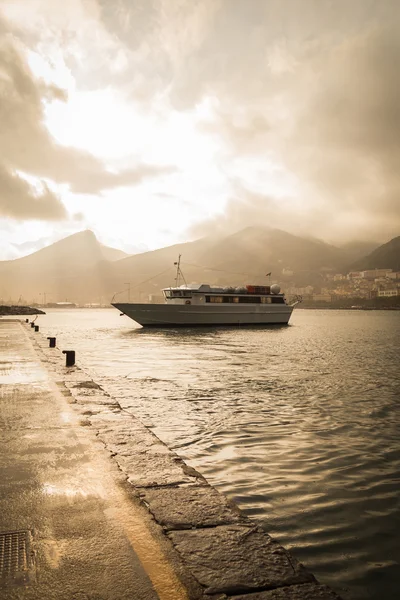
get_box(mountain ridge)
[348,236,400,271]
[0,228,398,304]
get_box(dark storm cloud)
[290,26,400,220]
[176,3,400,241]
[96,0,400,241]
[0,164,67,220]
[0,26,174,213]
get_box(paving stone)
[141,485,248,530]
[98,426,179,455]
[89,413,143,430]
[116,453,200,488]
[168,525,315,595]
[72,392,117,405]
[231,583,342,599]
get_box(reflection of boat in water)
[113,257,301,328]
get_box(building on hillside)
[287,286,314,296]
[348,272,363,280]
[387,271,400,280]
[333,274,346,281]
[361,269,392,279]
[377,289,399,297]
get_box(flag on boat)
[266,272,271,276]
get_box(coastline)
[0,317,343,599]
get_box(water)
[35,308,400,599]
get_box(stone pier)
[0,319,343,600]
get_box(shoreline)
[0,317,343,599]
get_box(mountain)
[339,240,381,264]
[3,230,122,270]
[348,236,400,271]
[99,244,129,262]
[108,227,361,302]
[1,227,397,304]
[0,230,126,303]
[196,227,348,280]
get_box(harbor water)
[34,308,400,600]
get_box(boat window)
[271,297,285,304]
[206,295,241,303]
[206,295,264,303]
[238,296,261,303]
[165,290,192,298]
[261,297,272,304]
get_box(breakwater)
[0,318,343,599]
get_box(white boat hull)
[113,302,294,327]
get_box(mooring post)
[25,318,29,323]
[62,350,75,367]
[47,337,56,348]
[34,325,39,332]
[30,322,35,328]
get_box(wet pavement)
[0,320,188,600]
[0,319,343,599]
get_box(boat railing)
[289,294,303,306]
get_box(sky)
[0,0,399,259]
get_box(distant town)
[286,267,400,308]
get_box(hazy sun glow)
[1,0,398,259]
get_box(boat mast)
[174,255,187,286]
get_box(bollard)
[34,325,39,332]
[25,318,29,323]
[62,350,75,367]
[47,337,56,348]
[30,322,35,328]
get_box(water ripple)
[37,308,400,600]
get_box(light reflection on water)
[37,308,400,600]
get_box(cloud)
[0,165,67,220]
[291,26,400,218]
[192,19,400,242]
[66,164,176,194]
[188,184,300,239]
[0,19,173,205]
[2,0,400,245]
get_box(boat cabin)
[162,284,286,305]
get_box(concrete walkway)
[0,319,343,600]
[0,320,189,600]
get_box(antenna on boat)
[174,254,187,286]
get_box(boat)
[112,257,301,327]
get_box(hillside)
[0,231,124,304]
[339,240,381,263]
[1,228,397,304]
[109,226,353,302]
[99,244,129,262]
[196,227,348,282]
[1,230,121,271]
[348,236,400,271]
